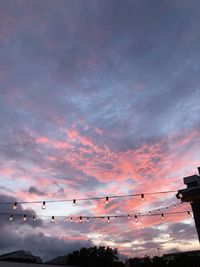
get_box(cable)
[0,190,178,206]
[0,202,187,220]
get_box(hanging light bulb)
[70,217,73,223]
[141,194,144,201]
[128,214,130,219]
[135,215,138,223]
[51,216,55,223]
[13,202,17,210]
[161,213,165,220]
[187,211,192,218]
[158,209,161,213]
[23,214,27,221]
[33,216,36,221]
[107,216,110,223]
[86,217,89,222]
[73,199,76,206]
[149,211,151,214]
[42,201,46,209]
[105,196,109,205]
[79,216,82,223]
[101,217,104,222]
[115,216,118,221]
[9,214,13,221]
[177,192,183,199]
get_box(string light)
[73,199,76,206]
[101,217,104,222]
[13,202,17,210]
[23,214,27,221]
[42,201,46,209]
[2,209,192,224]
[0,190,178,208]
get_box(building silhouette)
[176,167,200,242]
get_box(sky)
[0,0,200,261]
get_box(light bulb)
[79,216,82,223]
[73,199,76,206]
[187,211,192,218]
[135,215,138,223]
[128,214,130,219]
[51,216,55,223]
[23,214,27,221]
[9,214,13,221]
[107,216,110,223]
[105,196,109,205]
[161,213,165,220]
[42,201,46,209]
[13,202,17,210]
[70,217,73,223]
[141,194,144,201]
[33,216,36,221]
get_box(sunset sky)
[0,0,200,261]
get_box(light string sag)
[1,202,192,223]
[0,189,178,209]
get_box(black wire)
[0,190,178,205]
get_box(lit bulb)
[187,211,192,218]
[107,216,110,223]
[105,196,109,205]
[73,199,76,206]
[9,214,13,221]
[128,214,130,219]
[70,217,73,223]
[42,201,46,209]
[87,217,89,222]
[115,216,118,221]
[141,194,144,201]
[135,215,138,223]
[161,213,165,220]
[51,216,55,223]
[79,216,82,223]
[177,192,183,199]
[13,202,17,210]
[23,214,27,221]
[33,216,36,221]
[101,217,104,222]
